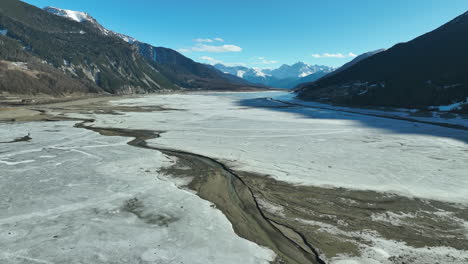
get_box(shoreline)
[270,98,468,130]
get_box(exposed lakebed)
[1,92,467,263]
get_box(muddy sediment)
[78,123,324,264]
[241,172,468,261]
[0,95,181,123]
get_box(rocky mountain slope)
[43,6,256,91]
[0,0,259,97]
[136,43,252,90]
[297,11,468,109]
[323,49,385,78]
[0,0,177,95]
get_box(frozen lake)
[2,91,467,264]
[84,91,468,204]
[0,121,275,264]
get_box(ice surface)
[0,125,27,142]
[0,121,275,264]
[82,92,468,204]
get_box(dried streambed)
[77,123,324,264]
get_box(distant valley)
[214,62,334,89]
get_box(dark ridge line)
[269,98,468,131]
[75,120,327,264]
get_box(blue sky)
[24,0,467,68]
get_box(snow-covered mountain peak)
[44,7,93,23]
[292,61,309,67]
[214,63,334,89]
[236,70,246,78]
[266,62,334,79]
[113,32,138,44]
[44,6,138,43]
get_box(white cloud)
[179,38,240,53]
[199,56,245,66]
[182,44,242,53]
[193,37,224,43]
[193,38,214,43]
[312,52,357,58]
[200,56,223,65]
[324,53,346,58]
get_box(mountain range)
[1,0,467,111]
[297,11,468,109]
[215,62,334,89]
[0,1,259,97]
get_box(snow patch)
[236,70,246,78]
[252,68,270,77]
[299,71,312,77]
[370,212,416,226]
[45,7,91,22]
[256,198,285,217]
[430,98,468,112]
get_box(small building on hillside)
[0,29,8,36]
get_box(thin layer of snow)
[430,98,468,112]
[297,218,468,264]
[69,92,468,204]
[256,198,285,218]
[0,121,275,264]
[370,212,416,226]
[113,32,138,44]
[45,7,91,22]
[299,71,312,77]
